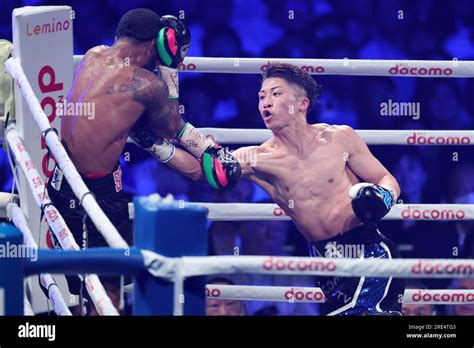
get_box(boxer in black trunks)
[47,8,240,313]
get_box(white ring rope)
[6,126,81,250]
[196,128,474,145]
[4,57,127,249]
[205,284,474,305]
[207,284,326,303]
[24,294,34,316]
[128,202,474,221]
[173,255,474,315]
[180,255,474,279]
[0,192,17,218]
[403,289,474,305]
[5,127,118,315]
[73,56,474,78]
[8,203,72,316]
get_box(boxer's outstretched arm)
[342,126,401,198]
[232,146,260,178]
[166,147,205,181]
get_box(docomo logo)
[410,290,474,303]
[263,257,336,272]
[411,260,474,275]
[178,62,197,71]
[205,288,221,298]
[407,133,471,145]
[273,207,289,216]
[261,62,325,74]
[389,64,453,76]
[38,66,63,177]
[284,288,326,302]
[402,207,465,220]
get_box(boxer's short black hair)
[116,8,162,42]
[262,63,320,113]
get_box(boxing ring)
[1,5,474,316]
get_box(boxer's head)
[115,8,163,71]
[259,63,320,131]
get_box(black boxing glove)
[201,143,241,191]
[349,182,397,224]
[156,15,191,99]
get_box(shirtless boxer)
[234,63,404,315]
[156,63,404,315]
[46,8,240,312]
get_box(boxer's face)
[258,78,307,130]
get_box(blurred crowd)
[1,0,474,316]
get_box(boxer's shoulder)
[88,45,110,54]
[311,123,353,133]
[83,45,110,61]
[126,68,168,104]
[318,124,356,140]
[260,137,278,152]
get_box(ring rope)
[8,203,72,315]
[193,128,474,145]
[5,127,118,315]
[4,57,128,249]
[207,284,326,303]
[206,284,474,305]
[127,202,474,221]
[180,255,474,279]
[23,294,34,316]
[72,56,474,78]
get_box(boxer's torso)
[250,124,362,241]
[61,46,147,175]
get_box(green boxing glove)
[201,144,241,191]
[156,15,191,99]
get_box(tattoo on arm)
[122,68,181,135]
[105,82,135,95]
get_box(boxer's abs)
[273,184,360,242]
[267,160,361,241]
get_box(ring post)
[133,195,208,315]
[0,223,24,315]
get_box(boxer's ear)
[149,38,157,54]
[299,96,309,113]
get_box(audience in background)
[402,280,435,316]
[206,277,246,316]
